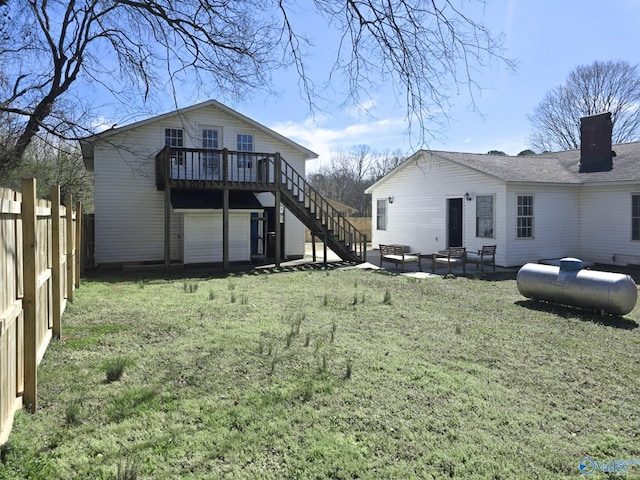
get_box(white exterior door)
[183,212,251,264]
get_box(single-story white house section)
[80,99,318,267]
[365,113,640,268]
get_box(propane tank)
[517,258,637,316]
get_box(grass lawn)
[1,267,639,479]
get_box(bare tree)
[2,132,93,209]
[0,0,512,176]
[529,60,640,152]
[309,145,405,215]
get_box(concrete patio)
[297,243,518,278]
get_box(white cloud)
[90,116,116,133]
[269,116,408,172]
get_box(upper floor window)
[165,128,184,165]
[202,129,218,149]
[376,199,387,231]
[516,195,534,239]
[633,194,640,240]
[202,129,219,178]
[476,195,494,238]
[237,133,253,168]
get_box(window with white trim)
[633,194,640,240]
[165,128,184,165]
[476,195,494,238]
[237,133,253,168]
[202,128,219,179]
[516,195,534,238]
[377,199,387,231]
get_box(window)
[633,194,640,240]
[516,195,534,238]
[202,129,219,178]
[377,199,387,231]
[237,133,253,168]
[476,195,494,238]
[165,128,184,165]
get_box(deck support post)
[274,153,282,268]
[223,188,229,272]
[311,234,316,262]
[164,187,171,271]
[323,231,328,266]
[274,189,281,268]
[363,234,367,262]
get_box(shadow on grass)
[467,271,518,282]
[83,260,356,283]
[516,299,639,330]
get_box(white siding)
[579,185,640,265]
[503,186,580,266]
[93,103,307,264]
[370,152,640,268]
[369,152,508,265]
[183,212,251,263]
[93,135,181,264]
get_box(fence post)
[51,186,62,339]
[21,178,37,413]
[75,201,82,288]
[65,194,74,302]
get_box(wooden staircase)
[278,157,367,263]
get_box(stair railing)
[278,155,367,262]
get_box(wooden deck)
[155,146,368,267]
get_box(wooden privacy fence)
[0,179,81,444]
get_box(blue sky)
[97,1,640,171]
[246,0,640,171]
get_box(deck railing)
[279,157,367,262]
[155,146,367,261]
[156,146,278,189]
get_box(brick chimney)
[579,112,613,173]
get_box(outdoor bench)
[466,245,497,272]
[379,244,422,272]
[431,247,467,274]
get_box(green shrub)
[102,355,132,383]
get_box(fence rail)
[0,179,81,444]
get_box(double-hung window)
[516,195,534,238]
[237,134,253,168]
[165,128,184,165]
[376,199,387,231]
[202,128,219,179]
[476,195,494,238]
[633,194,640,240]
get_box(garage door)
[183,212,251,264]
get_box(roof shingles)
[420,142,640,184]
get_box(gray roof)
[407,143,640,186]
[365,142,640,194]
